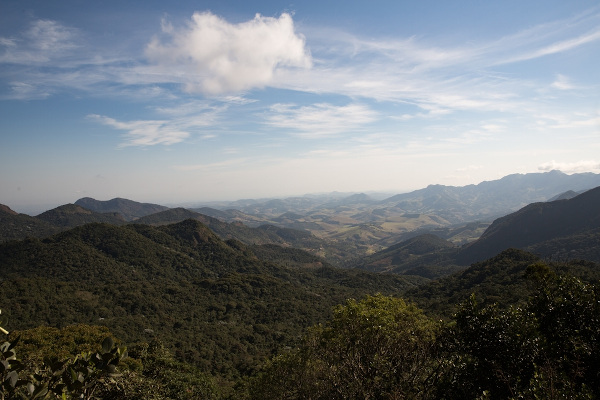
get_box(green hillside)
[458,185,600,264]
[0,219,412,392]
[36,203,126,228]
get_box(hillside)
[0,203,59,242]
[74,197,169,221]
[406,248,600,318]
[36,203,126,228]
[351,185,600,277]
[381,170,600,222]
[0,219,413,388]
[457,186,600,264]
[133,207,354,265]
[353,234,459,278]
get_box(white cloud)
[551,74,574,90]
[89,100,227,146]
[538,160,600,173]
[274,8,600,116]
[503,28,600,64]
[145,12,312,95]
[535,111,600,130]
[8,81,51,100]
[265,103,378,137]
[0,19,78,64]
[89,115,189,146]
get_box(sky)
[1,1,599,214]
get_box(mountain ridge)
[74,197,169,221]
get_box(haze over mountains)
[2,170,600,271]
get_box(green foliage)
[439,266,600,399]
[0,319,127,400]
[440,295,541,399]
[250,294,441,399]
[0,220,411,394]
[407,249,541,318]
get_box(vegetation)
[249,294,441,399]
[0,220,412,395]
[251,265,600,399]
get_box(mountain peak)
[75,197,169,221]
[0,204,18,215]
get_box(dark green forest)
[1,195,600,398]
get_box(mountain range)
[356,185,600,275]
[2,170,600,395]
[2,170,600,271]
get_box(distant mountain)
[547,190,582,202]
[352,185,600,277]
[36,204,126,228]
[185,170,600,260]
[380,170,600,223]
[0,203,59,242]
[74,197,169,221]
[457,186,600,264]
[325,192,375,207]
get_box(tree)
[440,263,600,399]
[250,294,441,399]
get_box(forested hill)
[37,203,126,227]
[457,185,600,264]
[0,203,59,241]
[0,219,413,386]
[74,197,169,221]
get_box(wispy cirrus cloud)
[89,115,189,146]
[275,8,600,116]
[3,9,599,108]
[89,101,226,146]
[0,19,79,64]
[535,111,600,130]
[265,103,378,137]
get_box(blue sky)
[1,1,599,214]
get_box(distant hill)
[547,189,582,201]
[185,170,600,260]
[0,203,59,242]
[37,204,126,228]
[133,207,328,252]
[457,186,600,264]
[354,234,457,277]
[74,197,169,221]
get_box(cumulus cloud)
[265,103,378,137]
[538,160,600,173]
[145,12,312,95]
